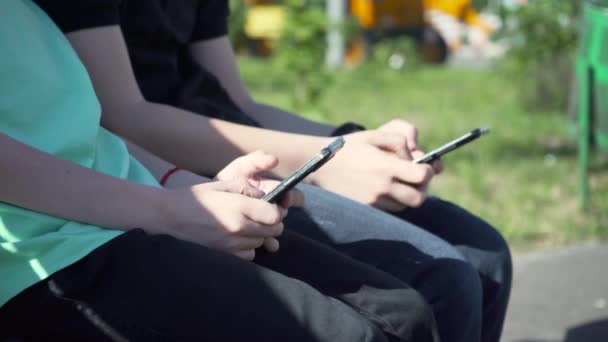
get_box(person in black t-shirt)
[34,1,512,342]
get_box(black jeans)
[398,197,512,342]
[288,185,513,342]
[0,229,438,342]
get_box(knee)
[416,259,483,316]
[496,233,513,283]
[353,282,438,342]
[392,288,439,342]
[409,290,441,342]
[411,259,483,341]
[444,259,482,304]
[482,227,514,289]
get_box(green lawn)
[240,58,608,250]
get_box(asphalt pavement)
[501,243,608,342]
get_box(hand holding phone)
[413,126,490,164]
[262,137,345,203]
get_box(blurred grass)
[240,58,608,250]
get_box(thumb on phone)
[217,150,279,182]
[411,149,444,174]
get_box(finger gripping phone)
[262,137,345,203]
[413,126,490,164]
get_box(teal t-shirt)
[0,0,161,307]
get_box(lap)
[294,183,466,261]
[397,196,508,253]
[295,184,510,259]
[0,229,435,342]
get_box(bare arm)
[189,36,335,136]
[123,137,211,189]
[0,133,167,232]
[65,26,435,211]
[1,131,287,259]
[65,26,329,178]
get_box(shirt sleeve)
[33,0,121,33]
[191,0,229,42]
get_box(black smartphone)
[413,126,490,164]
[262,137,345,203]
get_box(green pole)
[577,61,591,210]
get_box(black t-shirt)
[35,0,260,126]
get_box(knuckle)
[225,227,239,237]
[419,167,430,181]
[223,238,238,251]
[223,220,241,235]
[224,179,239,193]
[413,165,433,183]
[232,217,249,233]
[381,181,394,196]
[366,192,383,206]
[266,208,282,225]
[236,179,251,191]
[411,125,418,136]
[367,197,380,207]
[246,157,259,169]
[370,130,383,141]
[242,250,256,261]
[383,130,396,138]
[411,192,427,208]
[233,154,247,165]
[252,149,266,157]
[423,165,434,180]
[397,135,408,147]
[273,223,284,236]
[233,199,245,213]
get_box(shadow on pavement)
[565,319,608,342]
[513,318,608,342]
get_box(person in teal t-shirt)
[0,1,439,341]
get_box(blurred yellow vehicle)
[347,0,447,65]
[243,0,285,56]
[349,0,425,30]
[244,0,497,64]
[424,0,497,51]
[425,0,494,32]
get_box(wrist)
[139,186,176,236]
[301,136,339,185]
[330,122,366,137]
[163,168,209,189]
[269,134,329,176]
[160,167,182,186]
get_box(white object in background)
[326,0,346,68]
[425,9,465,49]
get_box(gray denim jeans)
[283,183,512,342]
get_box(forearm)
[0,133,167,233]
[104,101,331,178]
[242,101,334,136]
[189,37,334,136]
[122,137,174,180]
[123,137,211,188]
[64,28,330,179]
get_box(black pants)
[289,186,511,342]
[0,230,438,342]
[398,197,512,342]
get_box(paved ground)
[501,243,608,342]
